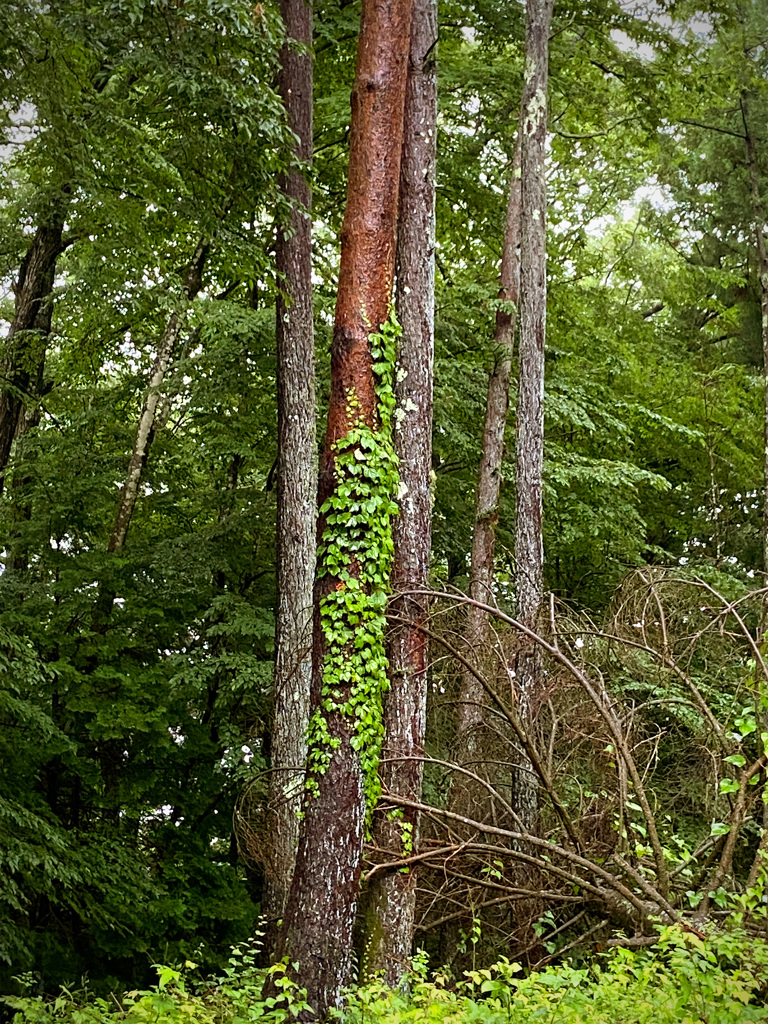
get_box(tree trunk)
[741,93,768,877]
[741,95,768,595]
[0,218,66,490]
[439,104,522,980]
[454,136,522,765]
[362,0,437,984]
[513,0,553,831]
[276,0,413,1015]
[263,0,317,934]
[108,242,207,553]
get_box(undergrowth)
[4,926,768,1024]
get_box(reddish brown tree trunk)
[362,0,437,984]
[513,0,553,831]
[0,218,66,490]
[276,0,413,1015]
[263,0,317,934]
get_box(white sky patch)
[0,102,38,164]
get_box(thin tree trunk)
[108,242,207,553]
[362,0,437,984]
[454,136,523,756]
[741,95,768,595]
[276,0,413,1014]
[439,113,522,977]
[741,92,768,881]
[513,0,554,831]
[263,0,316,934]
[0,218,66,489]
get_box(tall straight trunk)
[454,137,522,752]
[513,0,553,831]
[264,0,316,932]
[362,0,437,984]
[108,242,207,552]
[741,95,768,592]
[439,106,522,978]
[741,92,768,869]
[276,0,413,1015]
[0,218,66,489]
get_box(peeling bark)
[263,0,317,933]
[108,243,207,553]
[513,0,554,831]
[276,0,413,1016]
[0,218,66,490]
[362,0,437,984]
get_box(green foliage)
[8,928,768,1024]
[0,297,279,982]
[0,0,291,987]
[3,943,312,1024]
[307,312,400,816]
[340,927,768,1024]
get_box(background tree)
[451,128,522,797]
[0,0,291,985]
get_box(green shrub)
[5,927,768,1024]
[3,944,311,1024]
[340,927,768,1024]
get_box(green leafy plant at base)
[7,927,768,1024]
[306,312,401,817]
[338,926,768,1024]
[3,943,312,1024]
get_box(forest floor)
[4,925,768,1024]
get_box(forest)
[4,0,768,1020]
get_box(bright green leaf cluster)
[306,311,400,818]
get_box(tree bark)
[0,218,66,490]
[362,0,437,984]
[454,136,523,756]
[513,0,554,831]
[741,94,768,596]
[108,242,207,553]
[263,0,317,933]
[440,105,522,979]
[276,0,413,1015]
[740,93,768,874]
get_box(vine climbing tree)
[362,0,438,984]
[275,0,414,1015]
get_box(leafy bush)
[3,944,311,1024]
[5,927,768,1024]
[340,927,768,1024]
